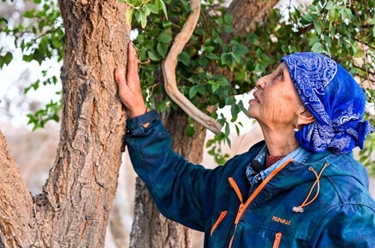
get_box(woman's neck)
[261,127,299,156]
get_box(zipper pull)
[273,232,282,248]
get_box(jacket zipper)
[228,158,293,248]
[273,232,282,248]
[210,210,228,236]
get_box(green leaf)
[329,8,339,22]
[231,52,240,63]
[134,10,148,28]
[148,50,160,61]
[314,21,322,35]
[140,11,147,28]
[213,37,222,45]
[301,14,314,24]
[237,44,249,55]
[162,20,172,28]
[203,46,215,53]
[224,25,233,33]
[307,4,317,13]
[215,132,225,141]
[4,51,13,65]
[224,14,232,24]
[325,1,333,10]
[210,80,220,93]
[189,85,198,98]
[158,33,173,43]
[311,42,323,53]
[206,53,219,60]
[231,104,239,122]
[220,53,232,66]
[156,42,168,57]
[178,51,190,66]
[217,17,224,26]
[145,3,159,14]
[156,0,168,20]
[196,85,206,95]
[185,124,195,137]
[23,10,35,18]
[138,46,148,60]
[125,8,134,25]
[198,57,208,67]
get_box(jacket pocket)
[272,232,282,248]
[210,210,227,236]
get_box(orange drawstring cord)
[293,162,329,213]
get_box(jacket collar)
[231,141,369,209]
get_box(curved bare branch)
[162,0,222,134]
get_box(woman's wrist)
[127,106,147,119]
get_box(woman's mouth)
[249,92,260,104]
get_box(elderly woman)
[115,44,375,247]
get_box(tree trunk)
[0,0,130,247]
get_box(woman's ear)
[296,107,315,126]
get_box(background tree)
[0,0,374,247]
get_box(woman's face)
[248,62,303,130]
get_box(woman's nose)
[255,76,267,89]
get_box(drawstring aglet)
[292,162,329,214]
[292,206,304,213]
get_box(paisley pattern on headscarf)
[281,52,374,154]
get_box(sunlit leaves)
[1,0,63,129]
[0,51,13,68]
[27,99,62,131]
[125,0,168,27]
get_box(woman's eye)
[274,71,283,80]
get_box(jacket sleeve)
[125,110,224,231]
[314,203,375,247]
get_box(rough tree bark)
[227,0,280,37]
[0,0,130,247]
[129,0,280,248]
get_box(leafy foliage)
[0,0,63,129]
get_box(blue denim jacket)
[125,110,375,248]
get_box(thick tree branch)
[0,129,34,247]
[227,0,280,37]
[162,0,222,134]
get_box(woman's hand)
[115,42,146,118]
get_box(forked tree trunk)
[0,0,130,247]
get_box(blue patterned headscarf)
[281,52,374,154]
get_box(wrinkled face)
[248,62,304,129]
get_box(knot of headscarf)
[281,52,374,154]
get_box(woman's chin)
[247,108,257,119]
